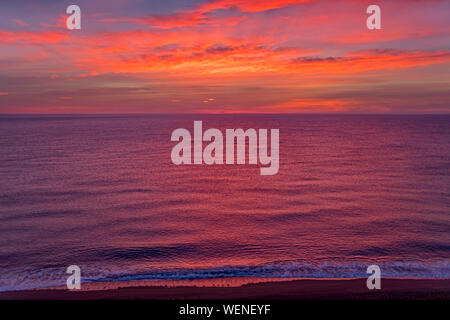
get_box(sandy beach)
[1,278,449,300]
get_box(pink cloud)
[12,19,29,27]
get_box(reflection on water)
[0,114,449,291]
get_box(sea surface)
[0,114,449,291]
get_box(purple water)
[0,114,449,291]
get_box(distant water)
[0,114,449,291]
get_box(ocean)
[0,114,449,291]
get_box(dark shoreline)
[1,278,449,300]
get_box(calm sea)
[0,114,449,291]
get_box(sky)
[0,0,449,114]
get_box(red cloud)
[0,30,68,44]
[198,0,312,12]
[104,12,209,29]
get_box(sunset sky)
[0,0,449,114]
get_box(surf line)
[171,121,279,175]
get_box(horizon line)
[1,113,450,116]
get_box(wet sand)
[1,278,449,300]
